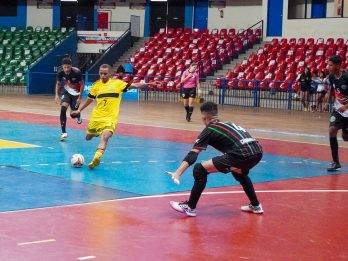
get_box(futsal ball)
[71,154,85,168]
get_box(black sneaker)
[187,114,191,122]
[327,162,341,172]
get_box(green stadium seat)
[9,75,18,85]
[14,54,23,61]
[26,26,33,32]
[19,75,26,85]
[4,53,12,60]
[24,54,33,62]
[43,27,50,33]
[0,76,9,85]
[17,26,25,33]
[39,46,48,53]
[1,27,8,33]
[37,40,45,47]
[19,60,27,68]
[35,26,42,33]
[9,59,18,66]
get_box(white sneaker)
[77,114,82,124]
[170,201,197,217]
[241,204,264,214]
[60,133,68,141]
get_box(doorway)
[149,0,185,36]
[60,0,94,30]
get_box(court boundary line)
[1,189,347,214]
[0,109,338,147]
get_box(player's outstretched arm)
[129,81,161,90]
[166,148,201,185]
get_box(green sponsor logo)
[330,116,336,122]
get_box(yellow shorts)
[86,121,117,136]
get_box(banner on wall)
[83,82,139,101]
[77,31,123,53]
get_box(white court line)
[129,161,140,163]
[17,239,56,246]
[77,256,96,260]
[292,162,303,164]
[20,165,31,167]
[47,147,55,150]
[112,161,123,164]
[38,164,49,166]
[0,109,339,147]
[148,160,158,163]
[1,189,348,214]
[57,163,68,165]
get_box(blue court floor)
[0,120,343,212]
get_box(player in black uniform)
[166,101,263,217]
[326,55,348,171]
[55,58,85,141]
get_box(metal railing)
[86,29,132,81]
[123,75,331,112]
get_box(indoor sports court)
[1,0,348,260]
[1,97,348,260]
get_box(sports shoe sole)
[169,201,196,217]
[327,168,341,172]
[241,208,264,214]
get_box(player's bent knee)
[193,163,208,182]
[61,106,67,113]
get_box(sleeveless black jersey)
[56,67,83,95]
[193,120,263,157]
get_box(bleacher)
[0,26,74,85]
[121,27,262,92]
[216,37,348,91]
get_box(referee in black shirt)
[167,101,263,217]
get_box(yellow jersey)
[88,78,129,122]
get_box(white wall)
[103,5,145,36]
[26,0,53,29]
[208,0,262,31]
[282,0,348,39]
[262,0,348,40]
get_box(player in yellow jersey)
[72,64,158,169]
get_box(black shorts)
[212,153,262,175]
[182,88,196,99]
[61,91,80,110]
[329,111,348,134]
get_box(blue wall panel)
[267,0,283,37]
[52,0,60,28]
[0,0,27,28]
[28,32,78,94]
[184,0,194,29]
[311,0,327,18]
[194,0,208,30]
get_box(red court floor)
[1,174,347,261]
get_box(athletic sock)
[60,106,67,133]
[188,106,194,118]
[330,137,339,163]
